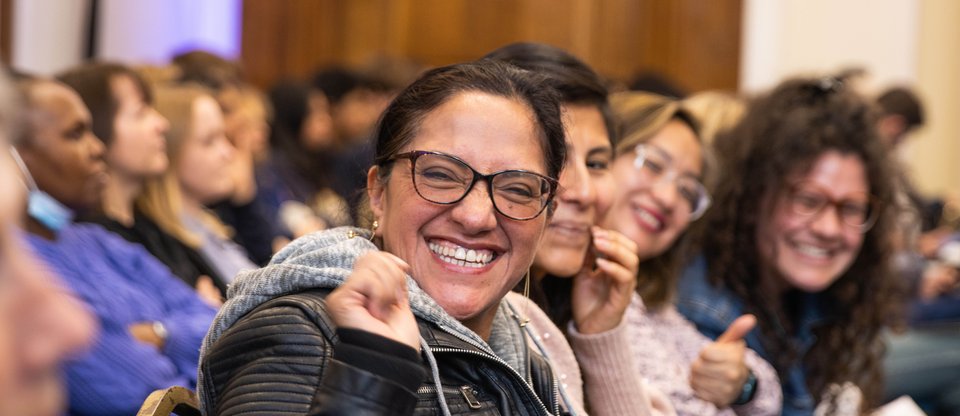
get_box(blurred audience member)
[629,70,688,99]
[679,76,903,415]
[58,63,226,298]
[311,66,390,148]
[312,63,417,217]
[486,42,674,415]
[259,79,348,237]
[170,50,283,265]
[172,49,243,92]
[605,91,781,415]
[683,90,746,147]
[878,86,960,416]
[213,84,281,264]
[14,77,216,416]
[141,84,255,289]
[0,69,95,416]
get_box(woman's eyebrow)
[587,147,612,157]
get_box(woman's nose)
[559,162,595,209]
[649,176,680,210]
[808,204,844,237]
[449,182,498,233]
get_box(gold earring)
[519,270,531,327]
[522,269,531,299]
[369,220,379,241]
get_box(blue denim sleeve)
[675,255,736,340]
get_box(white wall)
[97,0,241,65]
[12,0,90,75]
[11,0,241,74]
[740,0,960,197]
[902,0,960,197]
[740,0,920,93]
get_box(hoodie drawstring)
[420,336,452,416]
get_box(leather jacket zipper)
[459,385,482,409]
[416,384,483,409]
[430,346,558,415]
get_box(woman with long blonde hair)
[139,84,255,301]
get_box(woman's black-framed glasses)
[381,150,559,221]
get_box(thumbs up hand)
[690,314,756,406]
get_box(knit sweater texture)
[27,223,217,416]
[506,292,676,416]
[625,293,782,416]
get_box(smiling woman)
[198,59,568,416]
[677,77,901,416]
[484,42,672,416]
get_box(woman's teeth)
[795,243,830,258]
[636,208,663,230]
[429,241,494,268]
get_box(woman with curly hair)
[677,77,904,415]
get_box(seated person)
[200,60,568,415]
[12,77,216,416]
[139,84,256,287]
[58,63,226,302]
[0,69,95,416]
[678,77,903,415]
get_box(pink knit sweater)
[624,293,782,416]
[506,292,676,416]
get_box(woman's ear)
[367,166,385,220]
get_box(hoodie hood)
[198,226,532,407]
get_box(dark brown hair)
[484,43,617,325]
[57,62,153,147]
[701,76,903,411]
[484,42,616,148]
[373,59,566,182]
[876,86,924,130]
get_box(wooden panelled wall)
[241,0,742,93]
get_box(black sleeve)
[203,294,428,416]
[203,303,335,416]
[213,199,281,266]
[308,328,427,416]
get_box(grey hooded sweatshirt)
[197,226,559,415]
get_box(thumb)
[717,314,756,343]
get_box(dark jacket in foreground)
[198,227,561,415]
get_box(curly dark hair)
[700,77,904,411]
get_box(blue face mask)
[27,189,74,233]
[9,147,75,234]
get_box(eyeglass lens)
[635,144,709,216]
[788,187,875,229]
[409,152,552,220]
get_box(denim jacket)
[677,255,830,416]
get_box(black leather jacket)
[202,289,562,415]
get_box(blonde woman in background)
[682,91,745,147]
[140,84,256,297]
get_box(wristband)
[733,369,757,405]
